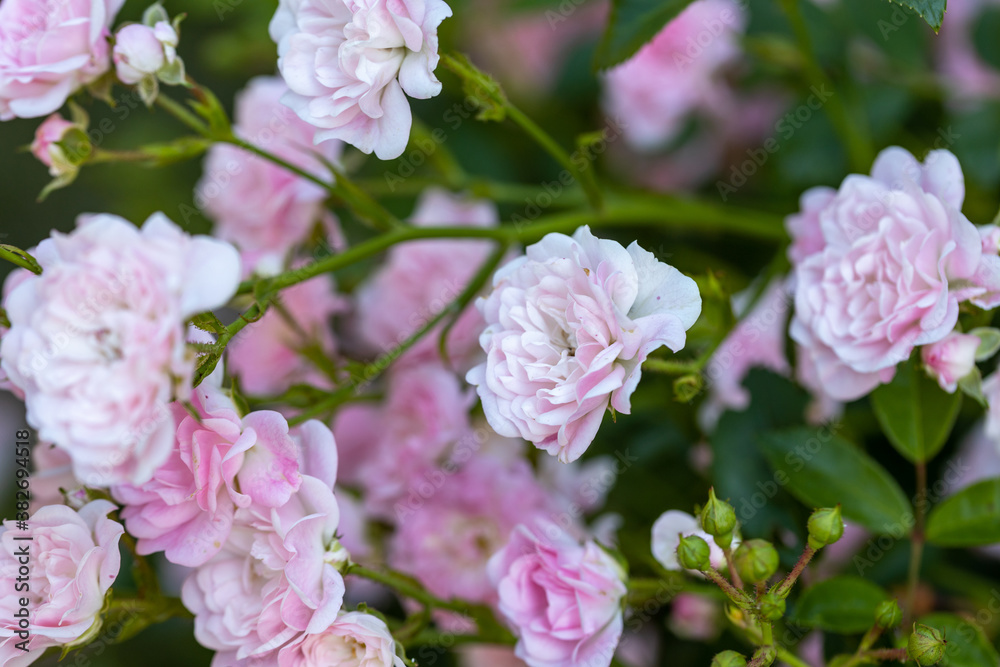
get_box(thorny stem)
[773,544,817,599]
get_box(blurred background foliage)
[2,0,1000,664]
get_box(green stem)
[223,136,332,192]
[778,0,872,172]
[775,647,812,667]
[286,242,508,423]
[349,565,471,614]
[642,358,702,375]
[724,546,745,592]
[905,461,927,626]
[773,545,816,599]
[704,568,754,610]
[154,93,210,135]
[440,52,603,211]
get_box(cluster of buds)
[113,4,186,105]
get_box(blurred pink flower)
[702,279,790,427]
[199,76,342,276]
[0,213,240,487]
[488,519,627,667]
[790,147,1000,402]
[269,0,451,159]
[389,455,554,612]
[921,331,980,392]
[0,500,122,662]
[353,188,499,369]
[668,593,721,641]
[936,0,1000,104]
[602,0,745,151]
[0,0,123,120]
[228,275,346,396]
[333,362,474,516]
[467,226,701,462]
[650,510,734,571]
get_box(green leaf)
[595,0,699,69]
[139,136,211,166]
[0,245,42,275]
[884,0,947,31]
[973,8,1000,70]
[758,428,912,535]
[190,312,226,335]
[926,478,1000,547]
[918,613,1000,667]
[870,359,961,463]
[791,576,890,634]
[970,326,1000,361]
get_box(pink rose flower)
[602,0,745,151]
[921,331,981,393]
[268,0,452,159]
[198,76,342,276]
[488,519,627,667]
[277,612,404,667]
[0,500,123,663]
[30,442,80,511]
[334,362,473,515]
[466,226,701,462]
[112,377,305,567]
[0,213,241,486]
[458,645,527,667]
[353,188,499,369]
[389,455,555,610]
[789,147,1000,402]
[183,422,345,661]
[785,187,836,267]
[228,275,347,396]
[0,270,31,399]
[0,0,123,120]
[702,279,790,427]
[650,510,734,571]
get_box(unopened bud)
[759,592,786,621]
[677,534,712,571]
[711,650,747,667]
[733,539,779,584]
[908,623,947,666]
[701,488,737,541]
[807,506,844,550]
[875,600,902,629]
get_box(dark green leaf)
[884,0,947,31]
[595,0,699,69]
[791,576,890,634]
[0,245,42,275]
[918,613,1000,667]
[870,359,961,463]
[926,478,1000,547]
[758,428,912,534]
[973,7,1000,70]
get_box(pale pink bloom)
[0,0,123,120]
[789,147,1000,402]
[269,0,452,160]
[936,0,1000,104]
[921,331,981,393]
[228,275,346,396]
[30,114,76,173]
[30,442,80,511]
[0,500,123,663]
[0,213,240,487]
[650,510,734,571]
[0,271,30,399]
[602,0,745,151]
[615,626,660,667]
[702,280,790,426]
[353,188,499,369]
[668,593,720,640]
[182,422,345,661]
[467,226,701,462]
[786,187,836,267]
[334,362,474,516]
[112,377,304,568]
[199,76,342,275]
[389,455,554,612]
[113,21,178,85]
[276,612,404,667]
[488,519,627,667]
